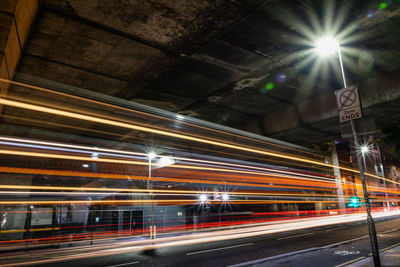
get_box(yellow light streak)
[0,166,338,192]
[0,149,336,184]
[0,78,323,159]
[0,98,341,170]
[0,227,60,234]
[0,200,340,205]
[0,136,334,181]
[0,166,331,189]
[0,97,396,186]
[0,190,338,198]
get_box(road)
[1,212,400,267]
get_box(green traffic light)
[348,196,361,207]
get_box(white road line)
[334,256,366,267]
[186,243,254,255]
[108,261,140,267]
[277,232,313,240]
[228,235,371,267]
[326,226,346,232]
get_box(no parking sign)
[335,86,362,122]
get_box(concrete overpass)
[1,0,400,146]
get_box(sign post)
[335,86,380,266]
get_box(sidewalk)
[348,244,400,267]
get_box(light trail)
[0,98,396,186]
[0,98,358,173]
[0,77,324,159]
[0,165,396,197]
[0,190,339,199]
[0,166,335,189]
[0,167,338,192]
[0,149,338,184]
[0,136,335,182]
[0,207,390,246]
[0,199,340,205]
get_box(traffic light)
[347,196,361,207]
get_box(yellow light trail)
[0,78,322,159]
[0,97,396,186]
[0,166,338,192]
[0,189,339,198]
[0,166,333,190]
[0,200,340,205]
[0,98,346,170]
[0,149,336,184]
[0,136,334,181]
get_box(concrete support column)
[0,0,38,111]
[332,142,346,211]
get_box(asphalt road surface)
[1,213,400,267]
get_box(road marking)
[227,247,321,267]
[108,261,139,267]
[277,232,313,240]
[334,250,360,256]
[334,256,365,267]
[228,235,370,267]
[380,228,400,234]
[326,226,346,232]
[382,242,400,251]
[186,243,253,255]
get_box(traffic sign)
[335,86,362,122]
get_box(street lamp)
[361,145,370,171]
[315,36,381,266]
[221,193,229,201]
[361,144,390,212]
[199,194,208,203]
[315,36,338,57]
[361,145,369,154]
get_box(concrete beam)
[244,71,400,144]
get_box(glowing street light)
[360,144,371,174]
[148,152,156,160]
[361,145,369,154]
[315,36,347,88]
[315,36,338,57]
[221,193,229,201]
[314,35,381,266]
[199,194,208,203]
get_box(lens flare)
[366,10,375,19]
[379,2,388,9]
[266,82,274,90]
[276,73,287,83]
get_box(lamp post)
[315,37,381,266]
[361,145,390,212]
[147,152,156,240]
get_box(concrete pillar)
[371,138,390,210]
[332,143,346,211]
[0,0,38,105]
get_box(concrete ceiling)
[2,0,400,146]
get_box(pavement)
[347,244,400,267]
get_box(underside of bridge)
[1,0,400,146]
